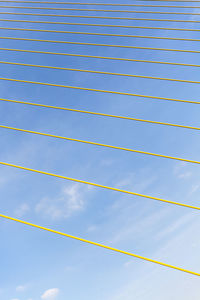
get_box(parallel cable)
[0,213,200,277]
[2,61,199,84]
[0,79,194,110]
[1,0,200,278]
[1,77,200,104]
[1,19,200,32]
[2,124,200,164]
[1,1,200,7]
[1,48,200,68]
[2,37,200,54]
[1,161,200,211]
[2,1,200,3]
[1,27,200,42]
[1,12,200,23]
[1,6,200,14]
[1,97,200,129]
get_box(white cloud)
[35,184,88,220]
[11,298,20,300]
[16,285,27,292]
[190,184,200,194]
[14,204,30,218]
[173,162,192,180]
[41,288,60,300]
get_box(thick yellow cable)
[0,161,200,211]
[2,124,200,164]
[1,37,200,54]
[1,19,200,32]
[1,1,200,7]
[2,19,200,32]
[1,12,200,23]
[0,214,199,277]
[1,98,200,129]
[1,6,200,14]
[1,27,200,42]
[1,48,199,67]
[1,77,200,104]
[2,61,199,84]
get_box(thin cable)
[1,48,199,67]
[0,214,200,276]
[1,1,200,7]
[2,1,200,3]
[1,98,200,129]
[2,37,200,54]
[1,6,200,14]
[0,214,199,277]
[1,77,200,104]
[2,124,200,164]
[2,61,199,84]
[1,161,200,211]
[1,19,200,32]
[1,12,200,23]
[1,27,200,42]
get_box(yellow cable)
[1,77,200,104]
[1,6,200,14]
[1,12,200,23]
[0,214,199,277]
[2,124,200,164]
[1,27,200,42]
[1,48,199,67]
[0,161,200,211]
[1,37,199,54]
[2,19,200,32]
[2,0,200,3]
[2,61,199,84]
[1,1,200,7]
[1,97,200,129]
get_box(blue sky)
[0,0,200,299]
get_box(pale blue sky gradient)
[0,0,200,299]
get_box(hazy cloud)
[36,184,88,220]
[16,285,27,292]
[14,204,30,218]
[41,288,60,300]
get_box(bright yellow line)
[0,161,200,210]
[0,213,199,276]
[1,48,199,67]
[1,37,199,53]
[1,27,200,42]
[1,97,200,129]
[1,19,200,32]
[1,77,200,104]
[0,12,200,23]
[2,61,199,84]
[2,124,200,164]
[1,6,200,14]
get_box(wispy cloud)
[35,183,89,220]
[14,204,30,218]
[109,216,200,300]
[41,288,60,300]
[16,284,27,292]
[173,162,192,180]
